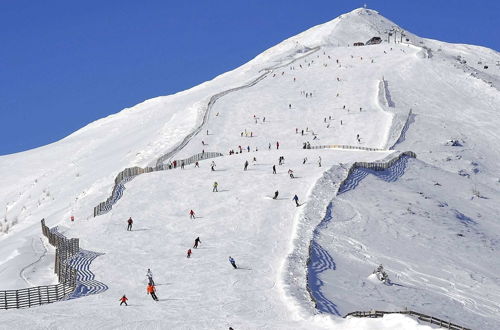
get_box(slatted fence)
[0,219,78,309]
[344,310,470,330]
[93,151,223,216]
[307,144,385,152]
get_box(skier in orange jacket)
[147,284,158,301]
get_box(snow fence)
[0,220,77,309]
[93,151,223,217]
[0,219,107,309]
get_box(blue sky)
[1,0,498,155]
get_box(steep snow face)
[1,6,499,330]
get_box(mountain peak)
[254,7,410,64]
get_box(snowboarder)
[193,237,201,249]
[272,190,279,200]
[288,169,294,179]
[292,194,299,207]
[147,284,158,301]
[189,210,195,219]
[229,256,237,269]
[272,165,276,174]
[127,217,133,231]
[119,295,128,306]
[146,268,154,285]
[187,249,192,258]
[213,181,218,192]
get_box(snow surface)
[1,7,499,329]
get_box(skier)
[187,249,192,258]
[272,165,276,174]
[193,237,201,249]
[276,141,280,149]
[268,142,271,150]
[292,194,300,207]
[211,161,216,171]
[288,169,295,179]
[181,161,185,169]
[303,157,307,164]
[229,256,237,269]
[127,217,133,231]
[119,295,128,306]
[272,190,279,200]
[213,181,218,192]
[147,284,159,301]
[189,209,195,219]
[146,268,154,285]
[195,161,199,168]
[318,156,322,167]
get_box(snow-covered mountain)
[1,7,499,329]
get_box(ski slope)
[1,7,499,329]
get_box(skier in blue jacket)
[228,256,237,269]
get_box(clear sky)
[1,0,498,155]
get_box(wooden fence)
[343,151,416,175]
[0,219,78,310]
[344,310,470,330]
[93,151,223,217]
[307,144,385,152]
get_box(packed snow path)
[94,46,322,217]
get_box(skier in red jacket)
[189,210,195,219]
[187,249,192,258]
[119,295,128,306]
